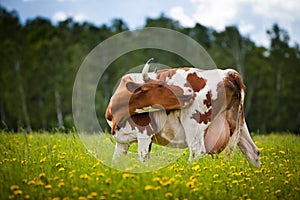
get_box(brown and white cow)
[106,58,260,167]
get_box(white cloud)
[178,0,300,46]
[53,11,68,22]
[74,13,86,22]
[169,6,195,27]
[192,0,239,30]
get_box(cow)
[105,58,260,167]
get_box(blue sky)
[2,0,300,47]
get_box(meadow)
[0,132,299,200]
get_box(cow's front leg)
[137,132,152,162]
[188,127,207,162]
[112,143,129,161]
[183,120,207,162]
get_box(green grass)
[0,132,299,200]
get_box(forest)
[0,5,299,133]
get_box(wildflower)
[269,177,274,181]
[232,180,239,184]
[10,185,19,191]
[99,196,106,200]
[58,182,65,188]
[144,185,155,190]
[213,174,219,178]
[275,189,281,194]
[56,163,62,167]
[40,157,46,163]
[24,194,30,199]
[80,174,90,179]
[45,185,52,190]
[98,172,104,177]
[192,165,200,171]
[279,150,285,154]
[78,196,87,200]
[165,192,173,198]
[14,190,23,195]
[105,178,112,185]
[186,181,195,188]
[90,192,97,197]
[122,173,134,179]
[73,187,79,191]
[58,167,65,172]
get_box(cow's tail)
[224,69,246,156]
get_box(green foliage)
[0,132,299,199]
[0,6,299,132]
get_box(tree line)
[0,6,299,133]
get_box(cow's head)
[106,58,194,134]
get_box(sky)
[1,0,300,47]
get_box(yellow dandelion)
[52,197,60,200]
[8,195,14,199]
[287,174,293,177]
[250,186,255,190]
[165,192,173,198]
[116,189,122,194]
[264,189,269,193]
[105,178,112,185]
[155,186,162,190]
[73,187,79,191]
[230,166,236,170]
[63,197,70,200]
[56,163,62,167]
[275,189,281,194]
[98,172,105,177]
[269,177,274,181]
[80,174,90,179]
[152,177,160,182]
[39,173,46,179]
[122,173,134,179]
[213,174,219,178]
[10,185,19,191]
[232,180,239,184]
[192,165,200,171]
[99,196,106,200]
[279,150,285,154]
[45,185,52,190]
[284,180,289,184]
[186,181,195,188]
[144,185,155,190]
[14,190,23,195]
[279,163,284,167]
[58,182,65,188]
[78,196,87,200]
[90,192,97,197]
[24,194,30,199]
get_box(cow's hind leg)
[112,143,129,161]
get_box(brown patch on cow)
[131,113,158,136]
[191,109,212,125]
[204,90,212,107]
[185,72,206,92]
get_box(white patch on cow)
[198,69,227,100]
[113,121,137,144]
[167,69,190,94]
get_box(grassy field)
[0,132,299,200]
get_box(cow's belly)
[152,111,188,148]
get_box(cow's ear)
[126,82,142,93]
